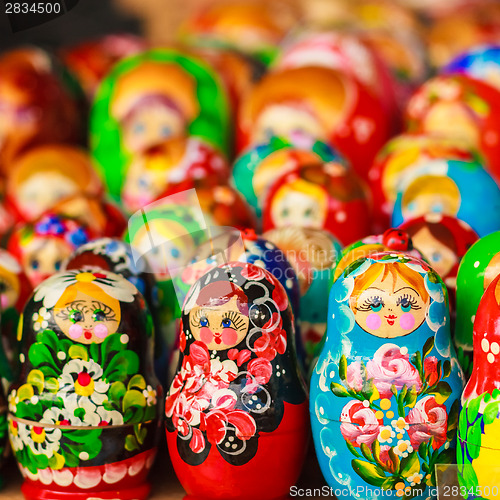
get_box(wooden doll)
[8,269,161,500]
[455,231,500,377]
[311,252,464,498]
[166,262,308,499]
[458,272,500,498]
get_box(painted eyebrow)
[364,287,385,292]
[394,286,420,296]
[64,300,87,306]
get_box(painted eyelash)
[396,294,421,310]
[56,301,87,320]
[91,301,117,321]
[356,295,384,312]
[191,308,208,327]
[222,311,245,330]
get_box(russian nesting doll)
[333,228,425,283]
[166,262,308,499]
[121,137,229,214]
[367,133,478,233]
[5,145,103,224]
[232,137,344,220]
[264,226,342,367]
[405,75,500,183]
[91,49,231,199]
[399,214,479,311]
[311,252,464,498]
[391,159,500,238]
[8,214,94,288]
[63,237,166,385]
[8,269,162,500]
[237,65,391,181]
[457,272,500,498]
[0,250,32,383]
[455,231,500,377]
[262,162,371,246]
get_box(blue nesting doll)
[310,252,464,499]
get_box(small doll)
[0,249,31,383]
[5,144,103,223]
[237,65,391,181]
[232,137,347,219]
[8,214,94,287]
[91,49,231,199]
[8,269,161,500]
[406,75,500,183]
[399,214,479,310]
[455,231,500,377]
[60,34,147,100]
[166,262,308,499]
[311,252,464,498]
[0,46,81,172]
[368,133,478,233]
[262,162,371,246]
[391,159,500,238]
[121,137,229,214]
[264,226,342,367]
[178,0,299,65]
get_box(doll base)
[21,481,151,500]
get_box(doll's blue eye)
[222,318,232,328]
[431,203,443,213]
[70,310,83,323]
[431,252,442,263]
[31,259,39,270]
[54,261,62,271]
[170,247,180,258]
[399,297,412,312]
[371,302,382,312]
[160,126,171,138]
[304,208,313,218]
[134,123,145,134]
[200,317,209,327]
[138,177,149,188]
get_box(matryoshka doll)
[264,226,342,367]
[5,144,103,223]
[367,133,478,233]
[399,214,479,310]
[91,49,231,199]
[121,137,229,215]
[455,231,500,376]
[405,75,500,182]
[311,252,464,498]
[457,272,500,497]
[8,213,94,288]
[0,249,31,383]
[0,46,81,172]
[262,161,371,246]
[8,269,161,500]
[391,159,500,238]
[63,237,167,385]
[237,66,392,181]
[178,0,299,65]
[232,137,343,220]
[166,262,308,499]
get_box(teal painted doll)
[310,252,464,498]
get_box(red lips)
[84,329,92,340]
[385,315,397,326]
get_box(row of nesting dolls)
[0,222,499,498]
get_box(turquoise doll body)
[310,252,464,499]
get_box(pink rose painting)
[340,400,383,447]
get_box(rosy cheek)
[221,328,238,346]
[94,324,109,339]
[68,324,83,339]
[366,313,382,330]
[400,313,415,331]
[200,327,213,345]
[1,294,9,309]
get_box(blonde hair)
[350,262,429,309]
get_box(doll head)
[0,249,31,313]
[349,261,430,338]
[32,269,137,345]
[6,145,103,222]
[8,214,93,287]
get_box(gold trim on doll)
[349,263,430,338]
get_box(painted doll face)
[353,270,429,338]
[424,102,480,150]
[410,226,457,278]
[54,288,120,344]
[189,295,249,350]
[0,270,19,310]
[22,238,70,287]
[271,189,325,229]
[121,102,186,154]
[17,172,80,220]
[252,104,327,146]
